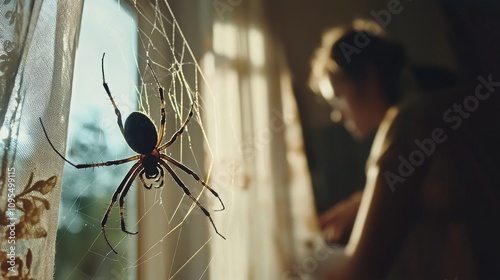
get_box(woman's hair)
[310,19,406,105]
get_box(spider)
[39,53,225,254]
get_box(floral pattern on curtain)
[0,1,83,279]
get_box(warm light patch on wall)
[248,28,265,67]
[213,22,238,59]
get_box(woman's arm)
[328,106,429,279]
[319,191,363,244]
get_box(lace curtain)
[0,1,83,279]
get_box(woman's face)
[330,74,379,139]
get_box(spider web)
[54,1,225,279]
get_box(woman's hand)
[319,191,362,245]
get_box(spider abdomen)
[124,112,158,154]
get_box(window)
[55,0,138,278]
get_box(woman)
[309,17,498,279]
[310,19,407,246]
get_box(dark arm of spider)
[159,160,226,240]
[157,100,195,151]
[147,63,166,146]
[39,118,140,168]
[101,161,142,254]
[160,154,225,211]
[102,53,125,136]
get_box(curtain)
[0,1,83,279]
[206,1,328,279]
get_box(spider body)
[124,112,157,154]
[140,149,160,179]
[40,53,225,254]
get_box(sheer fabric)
[207,1,323,279]
[0,1,83,279]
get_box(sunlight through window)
[55,0,138,279]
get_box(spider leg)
[101,53,125,136]
[101,161,142,254]
[154,166,165,188]
[119,167,142,235]
[39,118,140,168]
[159,160,226,240]
[147,63,166,145]
[157,99,195,151]
[160,154,225,211]
[139,170,152,189]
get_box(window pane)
[55,0,138,279]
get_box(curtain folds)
[0,1,83,279]
[206,1,322,279]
